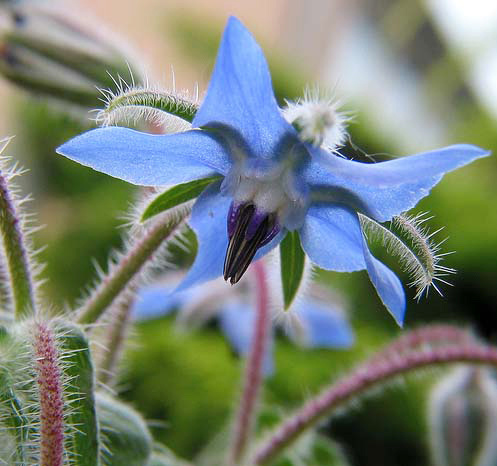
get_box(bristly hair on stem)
[359,211,456,299]
[75,189,191,326]
[251,327,497,465]
[0,138,43,320]
[94,73,199,131]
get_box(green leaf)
[96,393,152,465]
[57,322,99,466]
[141,176,221,222]
[279,231,306,310]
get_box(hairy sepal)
[96,86,199,129]
[359,212,455,299]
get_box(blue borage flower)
[131,277,354,375]
[57,17,490,325]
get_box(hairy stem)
[370,324,475,364]
[77,213,187,325]
[0,170,35,319]
[96,288,136,387]
[253,341,497,465]
[33,321,65,466]
[228,260,270,465]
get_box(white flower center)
[224,162,309,230]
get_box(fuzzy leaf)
[141,176,222,222]
[57,322,99,466]
[96,393,153,465]
[280,231,306,310]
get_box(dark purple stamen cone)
[224,202,279,284]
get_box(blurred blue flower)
[131,277,354,375]
[57,17,490,325]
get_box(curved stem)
[0,170,36,319]
[370,324,475,364]
[77,213,187,325]
[228,259,270,465]
[253,342,497,465]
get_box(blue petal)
[299,204,366,272]
[177,181,231,290]
[131,285,184,320]
[57,127,231,186]
[305,145,490,221]
[193,17,295,160]
[219,302,274,376]
[288,300,354,348]
[361,235,406,326]
[178,182,285,291]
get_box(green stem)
[0,170,35,319]
[96,289,136,387]
[77,213,187,325]
[253,340,497,465]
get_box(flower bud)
[428,366,497,466]
[282,88,349,150]
[0,1,144,109]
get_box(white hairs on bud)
[282,87,350,151]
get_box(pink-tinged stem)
[253,343,497,465]
[228,259,270,465]
[370,324,475,364]
[33,322,65,466]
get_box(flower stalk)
[253,336,497,465]
[77,213,188,325]
[33,321,65,466]
[0,162,36,319]
[95,289,136,387]
[228,259,271,465]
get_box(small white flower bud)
[282,88,349,150]
[428,366,497,466]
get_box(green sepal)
[279,231,306,310]
[56,321,99,466]
[141,176,222,222]
[96,393,153,465]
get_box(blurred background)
[1,0,496,464]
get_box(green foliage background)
[2,7,496,466]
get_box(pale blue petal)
[305,145,490,222]
[287,300,354,348]
[299,204,366,272]
[131,285,183,320]
[219,302,274,376]
[193,17,295,160]
[177,181,231,291]
[178,182,285,291]
[57,127,231,186]
[361,236,406,326]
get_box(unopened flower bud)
[282,88,349,150]
[0,1,144,109]
[428,366,497,466]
